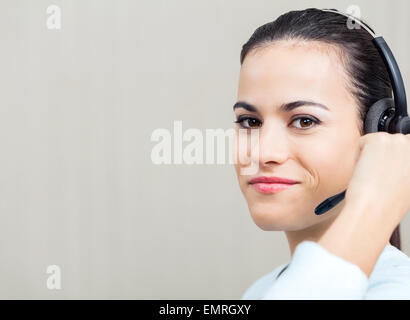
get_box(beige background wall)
[0,0,409,299]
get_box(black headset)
[314,9,410,216]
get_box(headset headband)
[322,9,409,131]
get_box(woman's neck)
[284,201,346,258]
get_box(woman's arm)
[318,197,400,278]
[318,132,410,278]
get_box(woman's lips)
[248,176,300,194]
[250,183,296,194]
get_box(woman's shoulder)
[366,244,410,299]
[241,263,288,300]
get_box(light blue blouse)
[241,240,410,299]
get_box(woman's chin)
[250,210,294,231]
[248,203,311,231]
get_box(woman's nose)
[255,123,290,167]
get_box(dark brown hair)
[240,8,401,250]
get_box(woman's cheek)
[302,137,358,194]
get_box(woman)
[234,8,410,299]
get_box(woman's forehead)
[238,41,351,112]
[240,41,345,87]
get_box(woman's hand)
[318,132,410,277]
[345,132,410,224]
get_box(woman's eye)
[234,117,262,129]
[234,116,320,130]
[290,116,320,130]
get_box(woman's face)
[234,40,362,232]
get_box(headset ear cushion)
[364,98,395,134]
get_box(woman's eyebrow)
[233,100,329,112]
